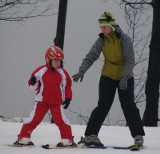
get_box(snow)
[0,118,160,154]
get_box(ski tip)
[4,144,22,147]
[42,144,50,149]
[4,144,34,148]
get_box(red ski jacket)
[28,65,72,105]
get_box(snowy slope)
[0,119,160,154]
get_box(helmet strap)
[49,60,54,70]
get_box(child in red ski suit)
[14,45,76,147]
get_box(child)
[14,45,76,147]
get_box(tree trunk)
[143,0,160,126]
[54,0,68,51]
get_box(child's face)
[100,25,112,36]
[51,59,61,69]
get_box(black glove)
[72,71,84,82]
[63,98,71,109]
[30,75,37,86]
[119,77,128,90]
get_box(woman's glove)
[72,71,84,82]
[119,77,128,90]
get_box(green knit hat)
[98,12,115,30]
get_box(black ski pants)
[85,76,145,137]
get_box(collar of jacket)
[98,25,122,39]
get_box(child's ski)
[4,144,34,148]
[42,144,78,149]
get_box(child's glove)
[30,75,37,86]
[72,71,84,82]
[63,98,71,109]
[119,77,128,90]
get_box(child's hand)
[63,98,71,109]
[30,75,37,86]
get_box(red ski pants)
[18,102,73,140]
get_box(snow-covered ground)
[0,118,160,154]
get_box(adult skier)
[72,12,145,148]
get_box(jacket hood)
[114,25,123,35]
[99,25,123,39]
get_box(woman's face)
[51,59,61,69]
[100,26,112,36]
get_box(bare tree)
[143,0,160,126]
[114,0,160,126]
[0,0,58,22]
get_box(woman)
[72,12,145,147]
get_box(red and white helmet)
[45,45,64,64]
